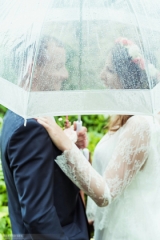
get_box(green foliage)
[0,105,12,240]
[0,105,7,118]
[0,108,12,238]
[0,163,12,239]
[0,105,7,130]
[55,114,109,158]
[55,114,109,133]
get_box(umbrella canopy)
[0,0,160,119]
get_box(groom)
[0,37,90,240]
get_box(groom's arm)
[8,120,67,240]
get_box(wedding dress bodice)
[55,115,160,240]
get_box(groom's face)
[31,40,69,91]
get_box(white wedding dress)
[55,115,160,240]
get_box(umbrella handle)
[76,119,82,132]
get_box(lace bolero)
[55,116,150,207]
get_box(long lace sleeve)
[55,116,150,207]
[104,116,150,199]
[86,154,103,221]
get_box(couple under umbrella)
[1,35,160,240]
[1,0,160,239]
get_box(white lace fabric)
[56,144,111,207]
[55,116,150,208]
[104,116,150,199]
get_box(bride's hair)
[108,37,159,132]
[108,115,133,132]
[108,42,135,131]
[111,38,159,89]
[112,45,148,89]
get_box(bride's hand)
[37,117,72,152]
[73,122,88,149]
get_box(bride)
[37,38,160,240]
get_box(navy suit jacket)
[0,111,90,240]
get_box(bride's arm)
[104,116,150,199]
[55,142,111,206]
[37,116,150,207]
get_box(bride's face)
[101,53,122,89]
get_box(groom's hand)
[73,122,88,149]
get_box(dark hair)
[12,36,63,73]
[36,36,64,67]
[107,42,159,132]
[111,43,157,89]
[12,35,64,90]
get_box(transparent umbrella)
[0,0,160,120]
